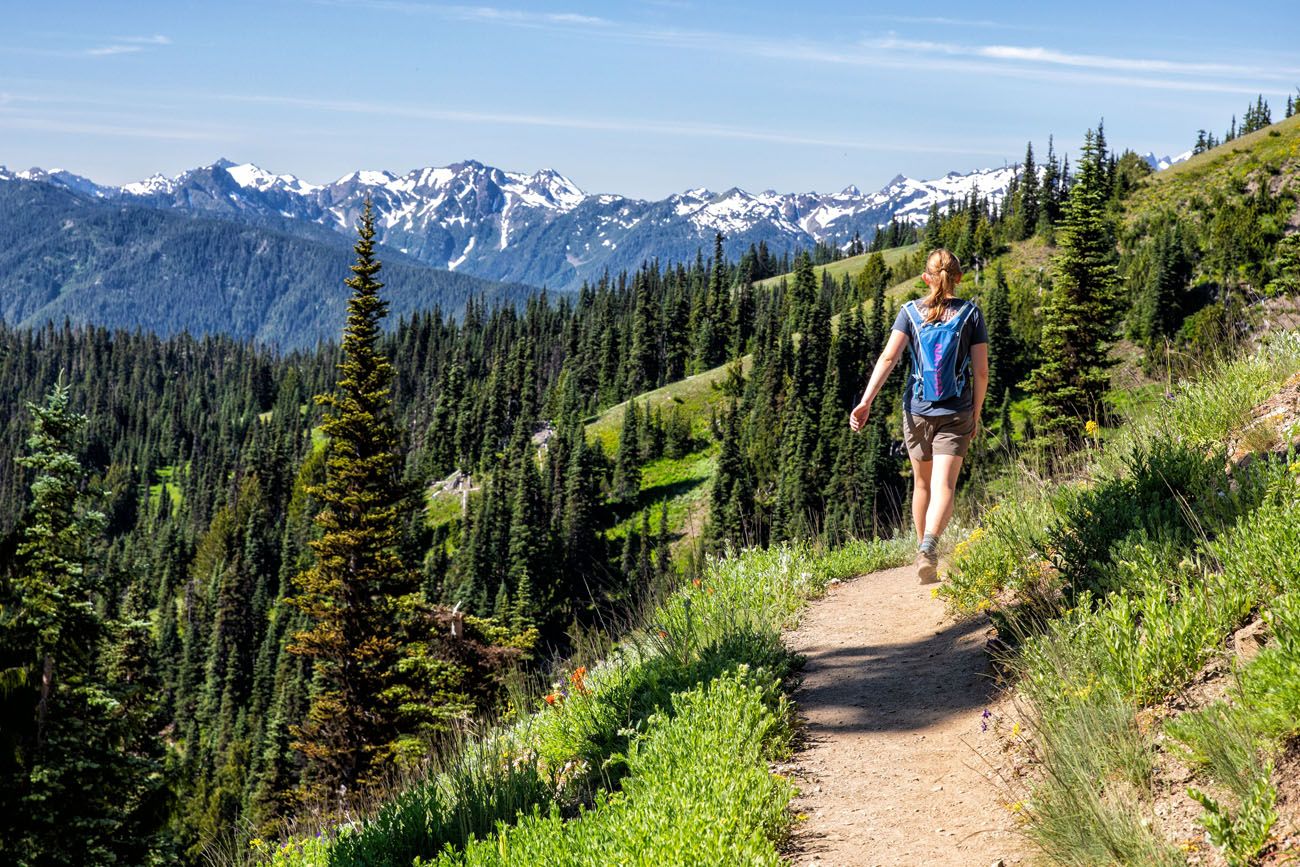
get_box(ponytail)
[921,248,963,324]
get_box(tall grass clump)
[1020,686,1182,867]
[328,734,555,867]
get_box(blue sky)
[2,1,1297,198]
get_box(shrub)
[1049,440,1229,599]
[941,496,1055,613]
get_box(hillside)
[754,242,922,291]
[0,179,538,350]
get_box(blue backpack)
[902,299,976,403]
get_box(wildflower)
[544,693,559,705]
[692,578,702,588]
[569,666,589,694]
[657,629,668,638]
[249,837,266,850]
[706,587,715,595]
[1084,419,1099,436]
[1010,721,1022,737]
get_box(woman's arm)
[849,329,909,432]
[969,342,989,434]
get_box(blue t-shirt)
[891,298,988,416]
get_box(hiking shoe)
[916,550,939,585]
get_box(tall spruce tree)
[286,202,433,797]
[0,378,167,865]
[1016,141,1039,240]
[983,264,1014,398]
[1024,129,1121,445]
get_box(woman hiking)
[849,248,989,584]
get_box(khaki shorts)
[903,409,976,461]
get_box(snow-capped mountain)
[0,152,1171,290]
[1140,150,1193,172]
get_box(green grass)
[147,463,186,509]
[260,538,910,867]
[425,487,470,529]
[1127,112,1300,218]
[419,669,795,866]
[753,242,922,291]
[586,358,748,455]
[605,447,717,546]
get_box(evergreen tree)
[286,203,441,797]
[1016,141,1040,240]
[0,378,168,865]
[1025,129,1122,446]
[1131,220,1192,348]
[1039,135,1062,229]
[983,264,1014,398]
[611,401,642,505]
[708,404,753,550]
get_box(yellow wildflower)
[1084,419,1099,436]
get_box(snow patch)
[448,235,476,270]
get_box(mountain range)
[0,148,1192,345]
[3,155,1137,291]
[0,178,536,350]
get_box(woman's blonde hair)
[921,248,963,324]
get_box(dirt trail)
[784,564,1028,867]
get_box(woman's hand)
[849,400,871,432]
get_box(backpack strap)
[948,299,976,331]
[949,300,976,395]
[902,300,925,398]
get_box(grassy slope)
[1131,111,1300,212]
[754,242,921,291]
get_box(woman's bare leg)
[923,453,965,540]
[910,457,932,544]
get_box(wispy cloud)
[318,2,1296,96]
[872,36,1300,80]
[868,14,1030,30]
[215,92,1007,157]
[313,1,609,27]
[85,34,171,57]
[0,113,218,141]
[87,45,144,56]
